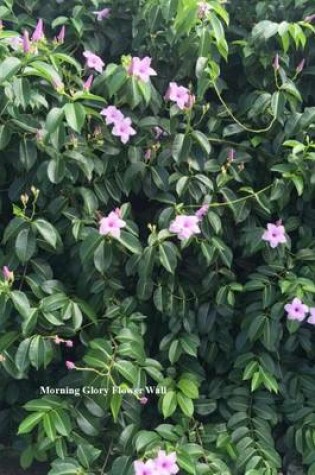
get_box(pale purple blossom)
[154,451,179,475]
[134,459,157,475]
[57,25,66,43]
[195,204,209,220]
[65,340,74,348]
[164,82,191,110]
[2,266,13,281]
[169,215,201,240]
[198,1,211,19]
[53,336,63,345]
[22,30,31,53]
[139,396,148,405]
[112,116,136,144]
[100,106,124,125]
[228,148,235,162]
[144,149,152,161]
[262,223,287,248]
[32,19,44,42]
[83,75,94,91]
[304,14,315,23]
[99,210,126,239]
[65,361,76,370]
[92,8,111,21]
[308,308,315,325]
[296,59,305,74]
[273,53,280,71]
[284,298,309,321]
[153,126,164,139]
[52,77,64,92]
[128,56,157,83]
[9,36,23,50]
[83,51,105,73]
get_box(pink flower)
[296,59,305,74]
[304,14,315,23]
[99,210,126,238]
[198,1,211,19]
[65,340,74,348]
[144,149,152,160]
[57,26,66,43]
[262,223,287,248]
[134,459,157,475]
[273,54,280,71]
[52,77,64,92]
[65,361,76,370]
[308,308,315,325]
[83,75,94,91]
[22,30,31,53]
[139,396,148,405]
[164,82,190,110]
[112,117,136,144]
[185,93,196,109]
[195,204,209,220]
[32,19,44,42]
[2,266,13,281]
[169,215,201,240]
[92,8,111,21]
[285,298,309,321]
[9,36,22,50]
[153,126,164,139]
[53,336,63,345]
[100,106,124,125]
[228,148,235,162]
[154,451,179,475]
[128,56,157,83]
[83,51,105,73]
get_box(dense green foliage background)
[0,0,315,473]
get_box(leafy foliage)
[0,0,314,474]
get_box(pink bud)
[228,148,235,162]
[52,77,64,92]
[139,396,148,405]
[65,340,73,348]
[2,266,13,281]
[54,336,63,345]
[114,207,122,218]
[32,19,44,42]
[153,126,163,139]
[22,30,31,53]
[144,149,152,160]
[65,361,75,370]
[57,25,66,44]
[195,204,209,220]
[304,14,315,23]
[83,74,94,91]
[296,58,305,74]
[185,93,196,109]
[273,54,280,71]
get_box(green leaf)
[29,335,53,370]
[110,393,122,423]
[162,391,177,418]
[43,412,57,441]
[46,107,65,133]
[118,231,142,254]
[0,57,21,84]
[18,412,44,434]
[159,242,177,273]
[15,228,36,264]
[0,124,12,150]
[64,103,86,133]
[177,379,199,399]
[15,338,31,372]
[177,392,194,417]
[33,219,60,249]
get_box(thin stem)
[213,81,277,134]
